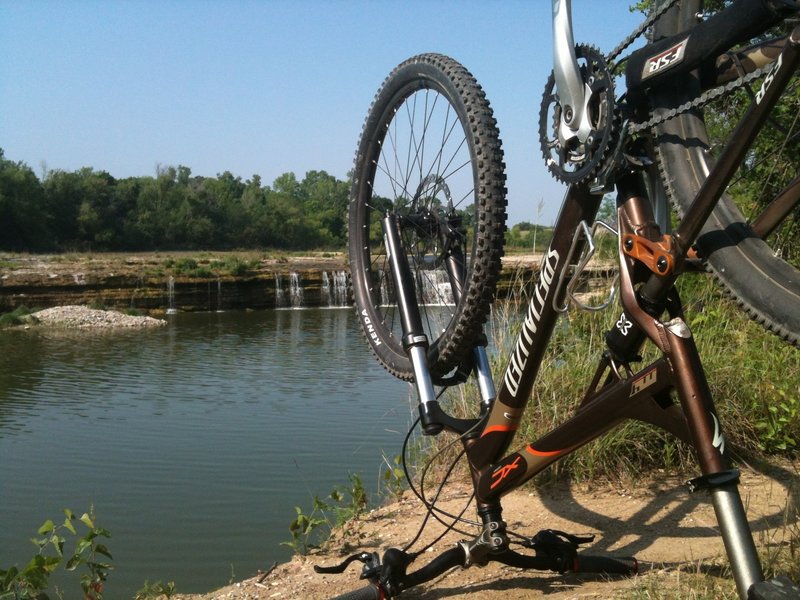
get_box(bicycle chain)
[627,63,771,134]
[604,1,774,134]
[606,0,681,65]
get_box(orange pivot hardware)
[623,233,675,275]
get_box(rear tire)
[348,54,507,381]
[650,0,800,346]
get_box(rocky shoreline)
[29,305,166,328]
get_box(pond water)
[0,309,410,598]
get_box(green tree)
[41,169,83,248]
[0,149,48,250]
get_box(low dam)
[0,253,611,313]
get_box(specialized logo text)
[503,249,560,398]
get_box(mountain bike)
[326,0,800,598]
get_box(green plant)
[0,508,113,600]
[381,454,406,500]
[753,386,799,453]
[207,255,261,277]
[282,474,369,555]
[0,306,35,328]
[282,497,331,555]
[134,580,175,600]
[330,473,368,526]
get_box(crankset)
[539,44,619,185]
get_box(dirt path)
[175,460,798,599]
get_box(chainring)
[539,44,619,185]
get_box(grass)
[0,305,36,328]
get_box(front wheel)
[348,54,507,381]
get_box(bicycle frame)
[382,8,800,600]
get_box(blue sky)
[1,1,643,226]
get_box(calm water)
[0,309,409,598]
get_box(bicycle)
[323,0,800,598]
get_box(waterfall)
[274,273,285,308]
[322,270,348,307]
[418,268,454,306]
[332,271,348,307]
[216,278,223,312]
[374,268,452,306]
[166,276,177,314]
[321,271,332,306]
[289,272,304,308]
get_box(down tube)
[467,184,601,473]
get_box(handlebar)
[330,584,383,600]
[573,554,639,575]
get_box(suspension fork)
[612,172,764,599]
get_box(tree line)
[0,149,349,252]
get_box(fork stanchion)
[381,213,442,435]
[472,345,496,411]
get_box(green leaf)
[74,537,93,556]
[1,566,19,588]
[94,544,113,560]
[24,555,45,570]
[42,556,60,574]
[62,519,76,536]
[31,536,47,550]
[37,520,55,536]
[87,560,113,572]
[53,536,65,557]
[79,513,95,529]
[65,554,83,571]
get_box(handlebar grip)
[330,584,382,600]
[573,554,638,575]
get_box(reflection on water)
[0,309,409,597]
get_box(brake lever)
[314,551,380,575]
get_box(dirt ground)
[175,459,798,600]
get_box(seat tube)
[665,319,763,598]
